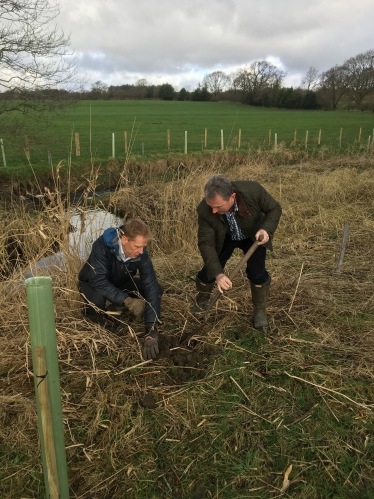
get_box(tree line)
[82,50,374,112]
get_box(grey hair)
[204,175,234,200]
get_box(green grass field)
[1,100,374,167]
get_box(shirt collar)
[117,240,132,262]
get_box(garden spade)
[180,236,263,345]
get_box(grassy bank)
[1,154,374,498]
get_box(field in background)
[1,100,374,167]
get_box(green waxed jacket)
[197,180,282,280]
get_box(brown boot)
[250,278,271,331]
[191,277,215,313]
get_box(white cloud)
[57,0,374,90]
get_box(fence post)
[305,130,308,150]
[318,129,322,145]
[358,127,362,143]
[238,129,241,148]
[268,129,271,147]
[112,133,115,157]
[221,129,224,150]
[1,139,6,167]
[75,133,80,157]
[25,276,69,499]
[339,128,343,148]
[124,131,128,154]
[204,128,207,149]
[184,131,188,154]
[167,129,170,150]
[25,135,30,161]
[274,133,278,153]
[293,129,297,146]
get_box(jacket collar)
[235,190,251,217]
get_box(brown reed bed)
[1,153,374,498]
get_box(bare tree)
[90,81,109,99]
[300,66,320,90]
[134,78,148,99]
[0,0,79,131]
[341,49,374,107]
[202,71,230,100]
[233,61,286,97]
[319,65,346,110]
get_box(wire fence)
[1,125,374,167]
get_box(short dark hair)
[120,219,151,240]
[204,175,234,200]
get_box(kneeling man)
[78,218,162,360]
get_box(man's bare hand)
[255,229,269,244]
[216,273,232,293]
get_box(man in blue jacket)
[79,218,162,360]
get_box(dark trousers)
[79,277,148,316]
[197,236,269,286]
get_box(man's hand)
[255,230,269,244]
[124,297,145,319]
[143,323,159,360]
[216,273,232,293]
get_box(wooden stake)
[293,129,297,146]
[167,129,171,150]
[204,128,207,148]
[268,129,271,147]
[318,129,322,145]
[339,128,342,148]
[358,127,362,143]
[238,129,241,148]
[34,346,60,499]
[75,133,80,157]
[305,130,309,150]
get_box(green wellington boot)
[250,278,271,331]
[191,277,215,314]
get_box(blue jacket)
[78,227,161,323]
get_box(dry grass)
[1,153,374,498]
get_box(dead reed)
[1,153,374,498]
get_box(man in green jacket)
[193,175,282,331]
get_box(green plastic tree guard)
[26,276,69,499]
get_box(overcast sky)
[58,0,374,91]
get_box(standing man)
[78,218,162,360]
[193,175,282,331]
